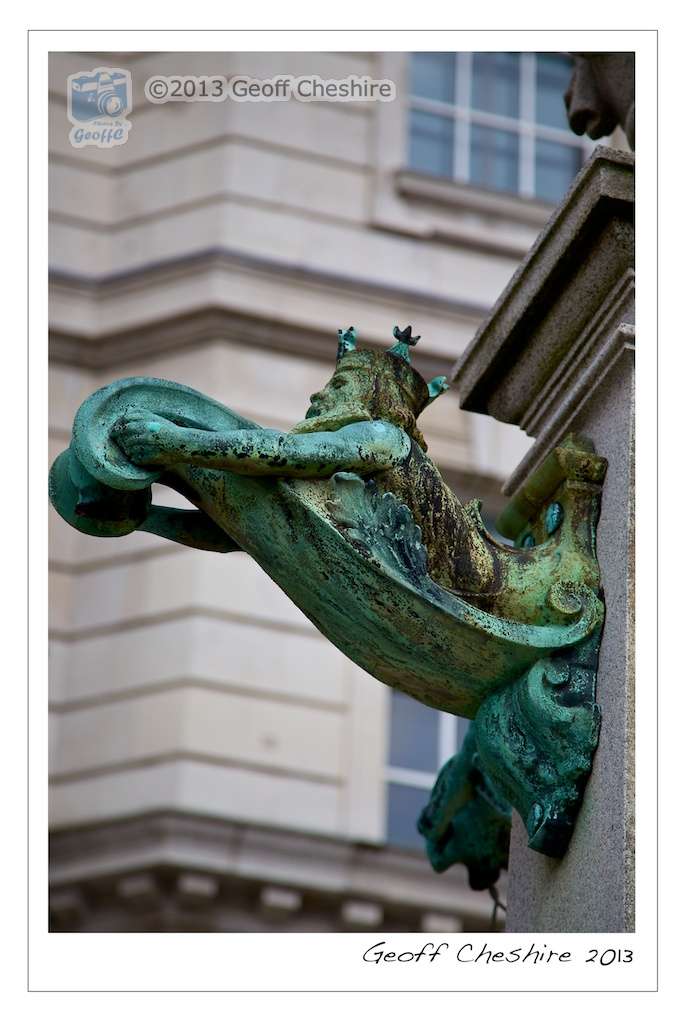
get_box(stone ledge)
[396,170,554,230]
[50,245,488,322]
[506,323,634,496]
[49,306,457,384]
[451,146,634,429]
[49,812,500,932]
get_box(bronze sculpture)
[50,326,606,889]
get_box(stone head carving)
[565,52,635,149]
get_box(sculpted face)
[292,359,376,434]
[290,347,433,450]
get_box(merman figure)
[50,325,606,887]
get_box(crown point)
[388,325,421,363]
[393,325,420,347]
[337,326,357,359]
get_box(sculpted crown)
[389,324,421,362]
[336,324,449,408]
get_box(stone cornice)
[504,319,634,496]
[49,812,496,932]
[451,146,635,427]
[50,246,488,380]
[50,245,489,319]
[49,305,458,384]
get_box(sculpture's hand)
[113,410,189,467]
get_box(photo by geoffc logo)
[67,67,132,148]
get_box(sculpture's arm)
[113,410,410,478]
[48,446,242,552]
[139,506,242,553]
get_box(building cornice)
[50,305,459,383]
[451,146,635,431]
[49,811,497,932]
[50,245,489,320]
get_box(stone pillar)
[452,147,634,932]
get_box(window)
[409,52,593,204]
[386,689,469,850]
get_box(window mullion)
[387,765,437,789]
[438,712,458,767]
[454,52,471,183]
[519,51,536,198]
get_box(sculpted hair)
[368,383,429,451]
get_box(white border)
[26,27,657,995]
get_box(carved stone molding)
[49,305,457,385]
[49,813,497,932]
[49,245,487,378]
[451,146,634,439]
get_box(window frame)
[408,51,596,201]
[385,694,469,848]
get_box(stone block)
[116,872,160,910]
[50,759,341,834]
[421,911,462,933]
[50,685,344,780]
[341,900,383,929]
[259,885,302,918]
[176,872,219,906]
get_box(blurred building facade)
[48,50,609,932]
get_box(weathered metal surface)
[50,326,607,885]
[417,722,511,890]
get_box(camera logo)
[67,67,132,148]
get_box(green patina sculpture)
[49,325,606,890]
